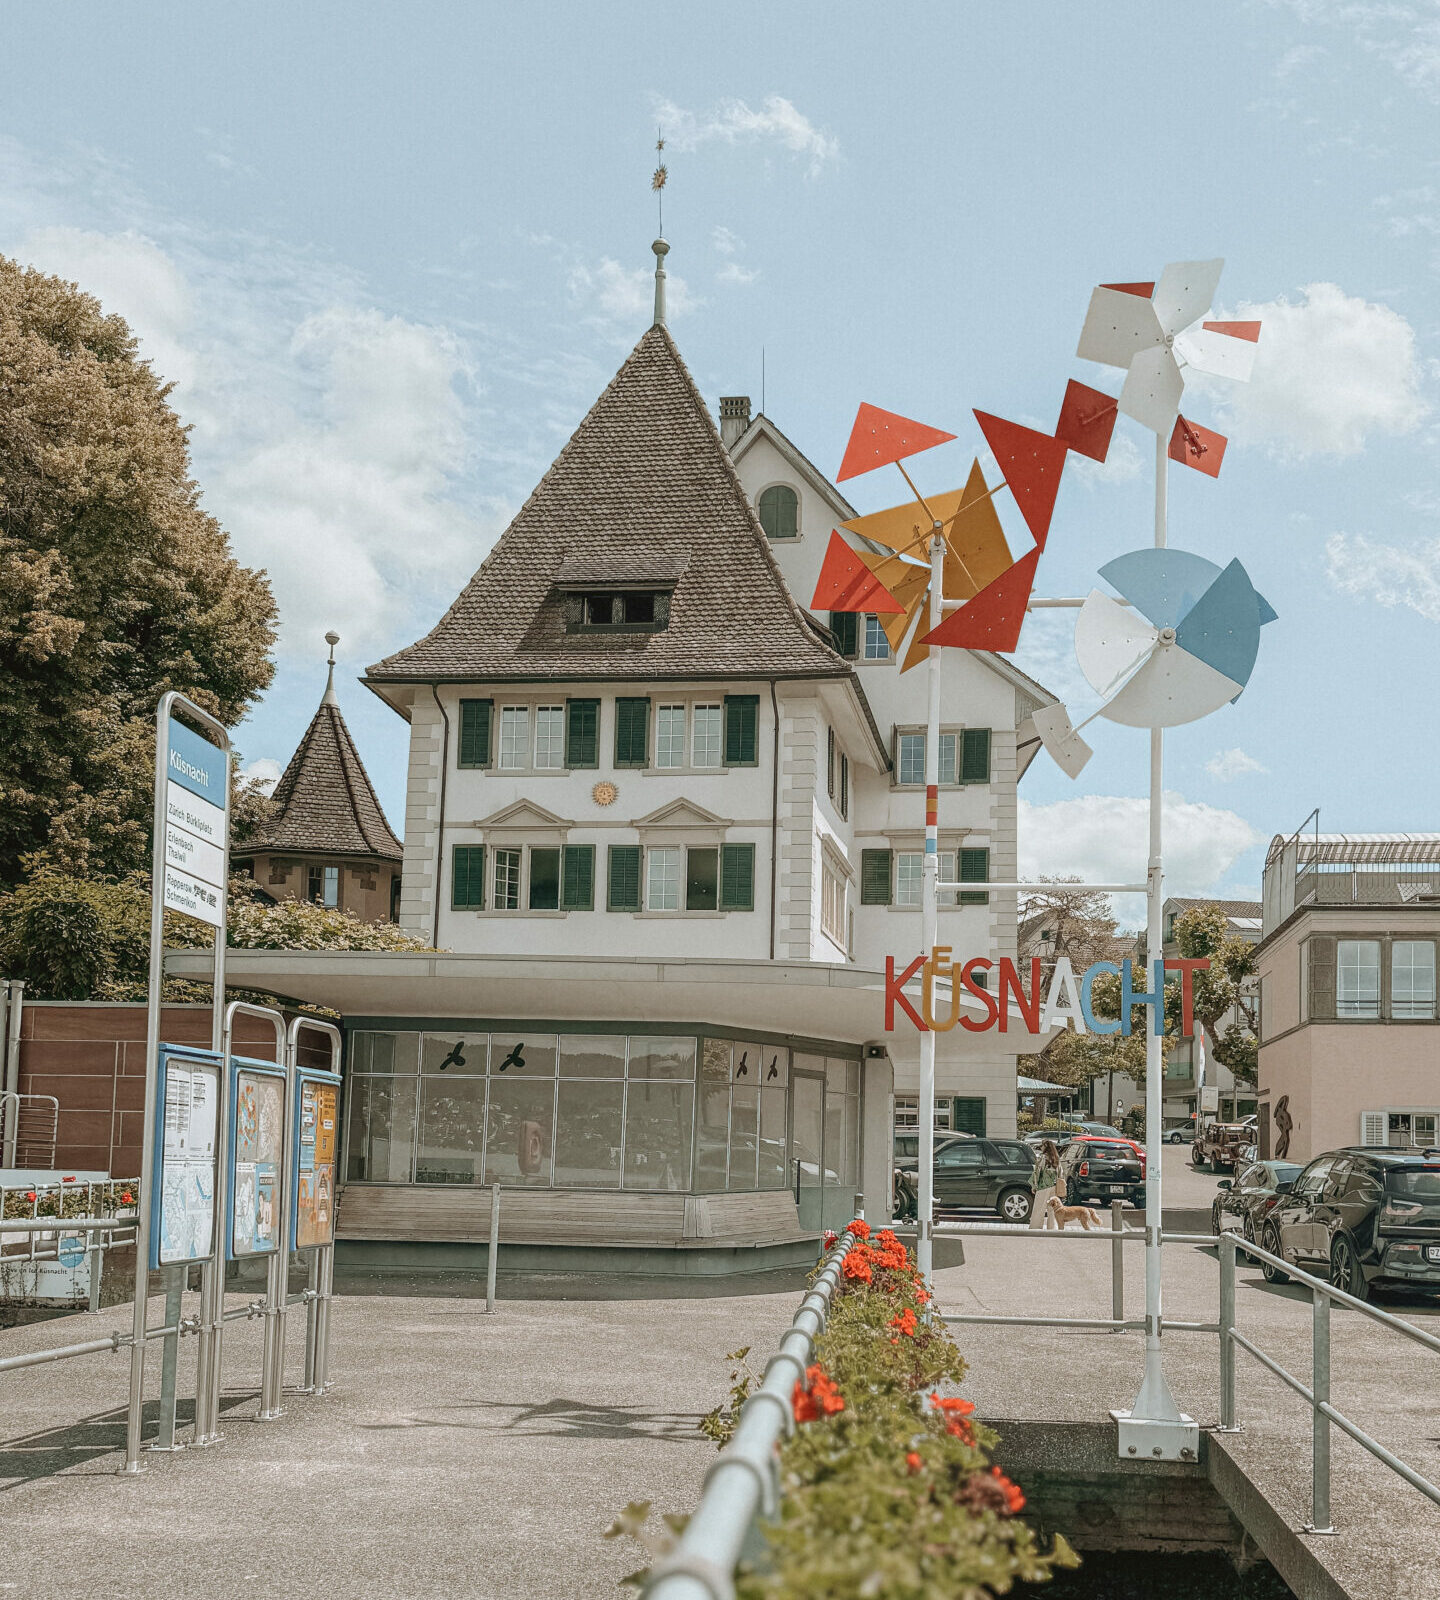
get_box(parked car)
[1258,1147,1440,1300]
[1191,1120,1254,1172]
[1023,1120,1124,1148]
[1211,1159,1303,1244]
[1057,1135,1145,1210]
[893,1136,1038,1224]
[1165,1124,1196,1145]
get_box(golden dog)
[1044,1195,1104,1231]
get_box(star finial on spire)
[652,128,667,236]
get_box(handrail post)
[1110,1201,1124,1328]
[1218,1233,1238,1432]
[1307,1287,1335,1534]
[485,1183,500,1314]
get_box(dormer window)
[555,554,685,635]
[580,591,659,628]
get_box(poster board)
[228,1057,287,1259]
[149,1047,221,1269]
[292,1071,341,1250]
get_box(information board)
[293,1074,340,1249]
[161,719,229,929]
[229,1061,286,1258]
[151,1047,221,1268]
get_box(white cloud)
[653,94,839,175]
[568,256,694,323]
[1325,531,1440,622]
[1205,748,1268,781]
[717,261,759,286]
[1069,427,1142,486]
[1019,790,1261,924]
[1272,2,1440,98]
[240,757,283,794]
[712,225,741,256]
[1206,282,1428,458]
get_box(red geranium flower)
[905,1451,922,1474]
[931,1394,977,1442]
[793,1364,845,1423]
[823,1229,838,1250]
[847,1218,871,1240]
[990,1465,1026,1514]
[842,1252,873,1283]
[888,1308,919,1338]
[120,1191,135,1205]
[24,1191,36,1202]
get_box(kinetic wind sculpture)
[824,259,1275,1458]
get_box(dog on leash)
[1044,1195,1104,1231]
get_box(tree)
[1164,904,1259,1091]
[0,255,277,887]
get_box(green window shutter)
[561,844,595,910]
[458,699,492,768]
[829,612,858,659]
[1308,935,1337,1020]
[959,847,989,905]
[723,695,760,766]
[614,697,651,768]
[952,1096,987,1136]
[839,754,849,820]
[960,728,991,783]
[720,843,755,911]
[529,847,560,910]
[451,845,485,909]
[826,728,835,798]
[565,699,599,769]
[860,849,892,907]
[607,845,641,912]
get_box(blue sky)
[3,2,1437,917]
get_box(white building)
[180,244,1057,1271]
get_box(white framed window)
[534,706,564,769]
[863,615,891,660]
[1391,941,1436,1019]
[493,849,521,910]
[896,852,924,908]
[647,847,681,910]
[939,731,957,785]
[656,705,686,769]
[1337,939,1381,1017]
[692,705,722,768]
[939,850,960,909]
[499,707,530,770]
[821,861,847,948]
[897,732,925,786]
[894,1095,951,1131]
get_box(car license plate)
[1426,1246,1440,1264]
[1109,1184,1126,1195]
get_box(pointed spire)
[652,237,669,327]
[322,630,340,706]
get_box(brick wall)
[15,1003,287,1177]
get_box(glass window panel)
[863,614,890,660]
[344,1075,417,1182]
[1392,941,1436,1019]
[534,705,565,769]
[416,1076,486,1184]
[350,1031,420,1076]
[898,732,925,785]
[793,1052,825,1076]
[741,1042,786,1087]
[493,849,521,910]
[623,1081,694,1190]
[692,705,722,768]
[483,1080,555,1186]
[700,1037,731,1085]
[490,1033,557,1077]
[687,847,718,910]
[825,1057,853,1093]
[759,1088,788,1189]
[655,705,686,769]
[1337,940,1381,1017]
[553,1081,624,1187]
[939,731,958,785]
[728,1086,760,1190]
[896,853,923,908]
[648,846,681,910]
[529,847,560,910]
[694,1080,729,1193]
[629,1035,698,1080]
[421,1034,487,1075]
[499,706,530,769]
[558,1034,627,1077]
[322,865,339,908]
[825,1089,849,1188]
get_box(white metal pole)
[916,520,944,1285]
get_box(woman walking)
[1029,1139,1063,1229]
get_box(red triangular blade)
[1055,380,1118,463]
[836,402,956,482]
[810,530,904,613]
[1201,319,1261,343]
[916,547,1040,653]
[1168,415,1228,479]
[973,411,1068,549]
[1102,281,1156,298]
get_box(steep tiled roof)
[1167,897,1262,919]
[366,324,851,685]
[241,698,402,862]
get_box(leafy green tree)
[0,255,276,887]
[1163,905,1259,1090]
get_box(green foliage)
[1167,906,1258,1087]
[699,1346,756,1446]
[614,1230,1078,1597]
[0,255,277,887]
[2,1179,136,1220]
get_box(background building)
[1255,829,1440,1162]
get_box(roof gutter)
[429,684,450,949]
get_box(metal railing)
[645,1230,856,1599]
[0,1092,59,1169]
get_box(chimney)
[720,395,752,449]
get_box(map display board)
[150,1047,221,1268]
[230,1061,286,1258]
[293,1073,340,1250]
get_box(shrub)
[611,1226,1077,1597]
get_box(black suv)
[1260,1147,1440,1299]
[893,1136,1037,1223]
[1057,1135,1145,1209]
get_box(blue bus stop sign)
[57,1235,86,1268]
